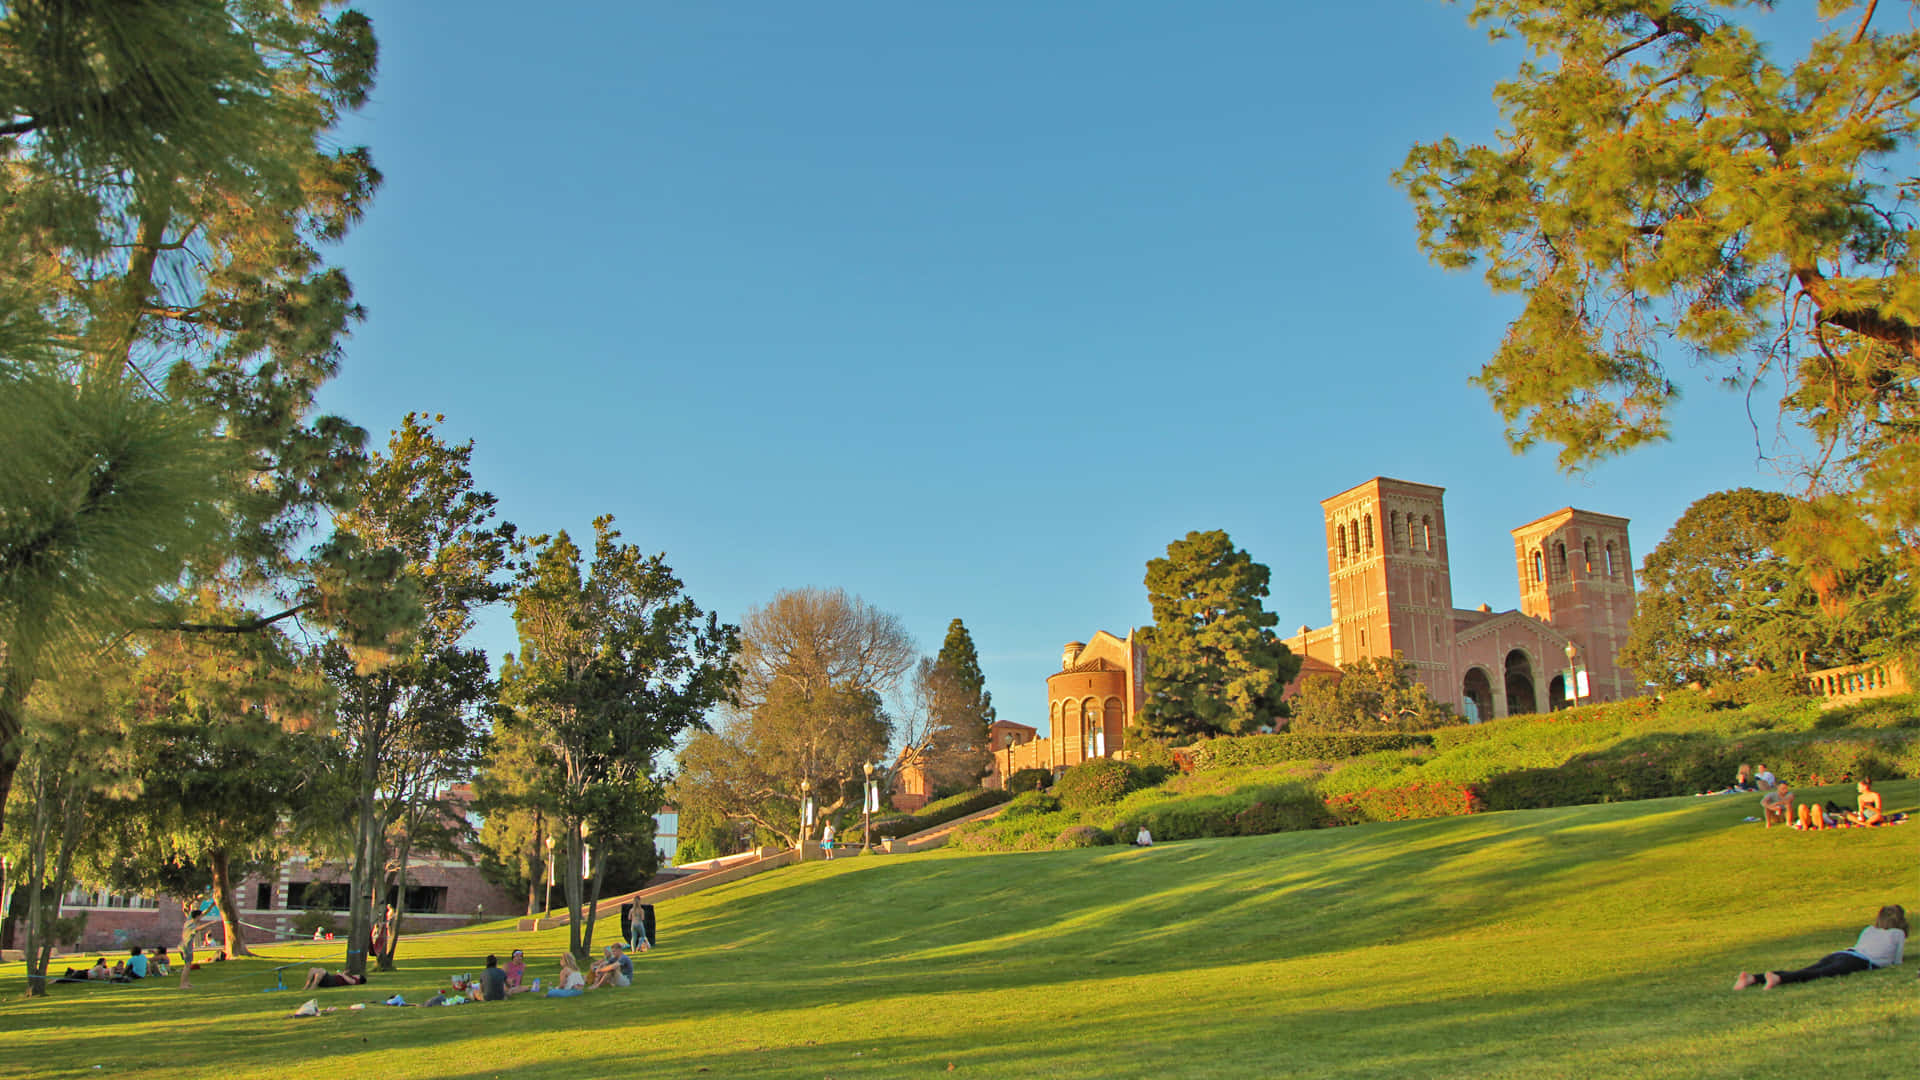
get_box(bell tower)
[1320,478,1457,699]
[1510,509,1637,703]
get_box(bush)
[1189,732,1432,770]
[1117,781,1324,842]
[1706,670,1810,709]
[873,788,1011,839]
[1124,739,1179,784]
[999,791,1061,818]
[1053,825,1113,849]
[290,908,340,938]
[1231,795,1329,835]
[1005,767,1053,793]
[1324,780,1483,824]
[950,808,1082,852]
[1054,759,1144,811]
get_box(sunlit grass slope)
[3,782,1915,1080]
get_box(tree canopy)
[1620,487,1887,687]
[1289,653,1457,734]
[1396,0,1920,620]
[1136,530,1299,743]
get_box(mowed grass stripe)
[2,781,1912,1079]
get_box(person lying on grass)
[590,943,632,988]
[302,968,369,990]
[1735,905,1907,990]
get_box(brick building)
[1283,477,1638,719]
[980,478,1638,787]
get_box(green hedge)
[1189,732,1433,770]
[1005,767,1053,793]
[1479,731,1920,811]
[873,788,1012,839]
[1054,759,1145,811]
[1114,782,1326,842]
[1053,825,1114,849]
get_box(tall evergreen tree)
[1135,530,1298,744]
[1396,0,1920,637]
[935,618,996,745]
[0,1,388,829]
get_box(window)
[292,881,353,910]
[1420,515,1434,554]
[1336,524,1347,560]
[1362,514,1374,552]
[399,885,447,914]
[1583,537,1595,574]
[1390,511,1403,550]
[1532,549,1544,585]
[1554,542,1568,579]
[1605,541,1618,579]
[255,883,272,911]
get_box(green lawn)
[4,782,1915,1080]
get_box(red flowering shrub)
[1324,781,1483,825]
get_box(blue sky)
[318,2,1818,736]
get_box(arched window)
[1582,537,1595,574]
[1605,540,1617,579]
[1421,515,1434,554]
[1349,520,1361,558]
[1532,549,1544,585]
[1363,513,1374,552]
[1554,542,1568,579]
[1390,511,1402,550]
[1336,524,1348,560]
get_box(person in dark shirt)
[301,967,367,989]
[479,955,509,1002]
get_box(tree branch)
[1851,0,1879,46]
[1794,266,1920,360]
[148,602,315,635]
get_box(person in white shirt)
[1734,905,1907,990]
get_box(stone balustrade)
[1806,658,1911,705]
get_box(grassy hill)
[3,781,1914,1080]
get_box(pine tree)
[935,618,996,745]
[1136,530,1298,743]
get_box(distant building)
[1284,478,1638,719]
[981,478,1638,788]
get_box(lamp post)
[863,761,875,853]
[800,777,812,853]
[543,835,554,915]
[1563,642,1583,708]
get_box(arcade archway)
[1504,649,1537,715]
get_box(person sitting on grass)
[589,943,632,988]
[544,953,586,998]
[125,947,148,980]
[1732,764,1754,792]
[478,955,509,1002]
[503,948,534,994]
[1735,905,1907,990]
[1850,779,1884,826]
[1761,784,1794,828]
[150,946,170,976]
[301,967,368,990]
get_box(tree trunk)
[344,741,383,977]
[0,646,41,841]
[208,849,250,957]
[382,816,416,971]
[562,819,586,958]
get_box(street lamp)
[543,835,554,915]
[800,778,813,849]
[863,761,876,852]
[1564,642,1583,709]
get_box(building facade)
[986,630,1145,787]
[1283,477,1637,719]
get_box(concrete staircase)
[513,801,1010,932]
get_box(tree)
[0,1,387,830]
[471,720,560,916]
[897,657,992,797]
[500,518,737,959]
[1396,1,1920,628]
[1620,488,1882,688]
[674,588,913,847]
[1135,530,1299,743]
[936,619,996,745]
[325,415,510,975]
[1288,653,1457,734]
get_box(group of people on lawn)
[56,946,171,984]
[1760,777,1896,829]
[299,940,643,1003]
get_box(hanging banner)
[802,797,815,827]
